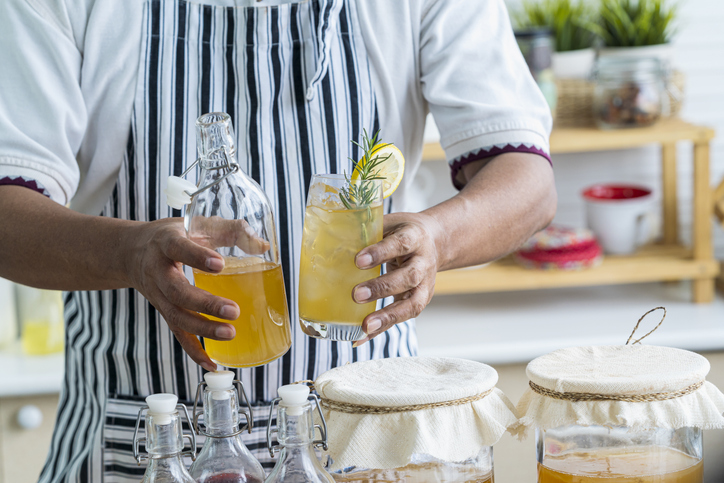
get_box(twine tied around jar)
[528,380,704,403]
[317,389,494,415]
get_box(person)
[0,0,556,480]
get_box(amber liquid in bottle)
[538,446,703,483]
[194,257,291,368]
[332,461,494,483]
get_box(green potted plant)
[591,0,678,62]
[511,0,599,78]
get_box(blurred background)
[413,0,724,481]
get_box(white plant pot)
[597,44,675,67]
[552,48,596,79]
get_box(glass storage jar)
[593,57,666,129]
[517,343,724,483]
[538,426,702,482]
[314,357,518,482]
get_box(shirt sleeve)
[419,0,553,189]
[0,0,86,205]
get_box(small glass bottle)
[133,394,197,483]
[264,385,333,483]
[165,112,291,368]
[189,371,266,483]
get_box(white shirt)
[0,0,551,215]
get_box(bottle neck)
[203,389,240,437]
[199,147,237,171]
[196,112,237,171]
[146,412,185,457]
[277,402,315,447]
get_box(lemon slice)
[350,143,405,199]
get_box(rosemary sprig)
[339,129,390,209]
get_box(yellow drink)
[298,202,383,328]
[21,320,64,355]
[538,446,703,483]
[193,258,291,368]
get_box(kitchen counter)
[0,346,63,397]
[416,281,724,365]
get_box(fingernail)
[356,253,373,268]
[201,362,217,373]
[220,305,239,319]
[355,286,372,303]
[353,337,369,348]
[365,318,381,334]
[206,257,224,271]
[215,325,235,339]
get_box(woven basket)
[554,70,685,128]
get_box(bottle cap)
[278,384,310,407]
[205,370,235,400]
[165,176,197,209]
[146,394,178,425]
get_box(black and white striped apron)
[39,1,417,481]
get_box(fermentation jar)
[314,357,519,482]
[593,57,666,129]
[517,344,724,483]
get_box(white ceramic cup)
[582,184,654,255]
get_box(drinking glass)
[298,174,383,341]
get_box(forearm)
[0,185,137,290]
[425,152,556,271]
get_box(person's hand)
[351,212,444,346]
[123,217,269,371]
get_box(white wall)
[417,0,724,259]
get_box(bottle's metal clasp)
[179,146,240,199]
[192,379,254,438]
[132,404,197,465]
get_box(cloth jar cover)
[516,345,724,436]
[314,357,518,471]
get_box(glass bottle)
[537,425,703,483]
[165,112,291,368]
[133,394,197,483]
[189,371,266,483]
[16,284,64,355]
[264,385,333,483]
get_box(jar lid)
[315,357,518,471]
[517,345,724,433]
[593,56,665,79]
[528,345,708,396]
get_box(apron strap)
[306,0,343,100]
